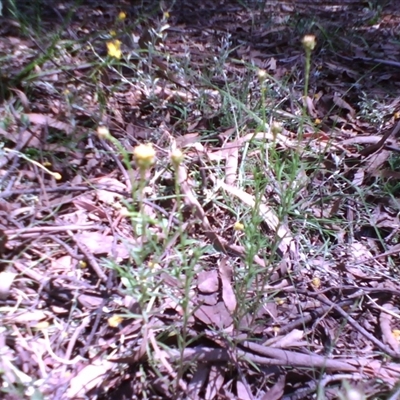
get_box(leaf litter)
[1,0,400,399]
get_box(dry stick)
[168,346,357,372]
[278,298,355,335]
[63,316,91,365]
[5,224,100,236]
[0,185,93,198]
[50,235,84,260]
[359,119,400,157]
[282,373,363,400]
[237,342,358,372]
[296,289,400,359]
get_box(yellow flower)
[53,172,62,181]
[233,222,244,231]
[108,315,123,328]
[148,261,161,270]
[133,143,156,170]
[311,277,321,289]
[118,11,126,20]
[275,298,285,305]
[171,149,184,166]
[271,121,283,135]
[392,329,400,341]
[314,118,322,125]
[302,35,316,51]
[97,125,111,140]
[258,69,267,81]
[106,40,122,59]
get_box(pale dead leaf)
[73,198,108,219]
[3,310,49,324]
[205,365,225,400]
[271,329,304,348]
[95,177,126,204]
[332,94,355,117]
[75,232,113,254]
[0,128,40,148]
[66,360,115,398]
[77,294,105,309]
[236,380,252,400]
[197,270,219,294]
[75,232,131,260]
[26,113,73,134]
[365,150,390,173]
[187,364,209,400]
[218,181,296,256]
[225,146,238,185]
[0,271,16,299]
[10,88,30,112]
[261,374,286,400]
[352,170,364,186]
[51,255,72,271]
[219,258,237,313]
[175,133,200,148]
[304,95,318,118]
[194,302,233,329]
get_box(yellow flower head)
[258,69,267,81]
[302,35,316,51]
[97,125,111,140]
[108,315,123,328]
[271,121,283,135]
[311,277,321,289]
[118,11,126,20]
[133,143,156,170]
[171,149,184,166]
[233,222,244,231]
[53,172,62,181]
[106,39,122,59]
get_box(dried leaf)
[236,379,252,400]
[3,310,49,324]
[332,94,355,117]
[26,113,73,134]
[205,365,225,400]
[197,270,219,294]
[261,374,286,400]
[0,271,16,299]
[66,360,114,398]
[194,301,233,329]
[218,181,296,257]
[224,146,239,185]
